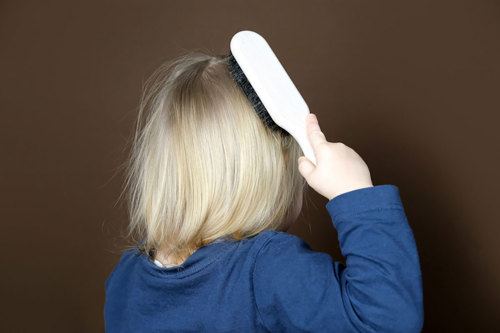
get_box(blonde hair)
[119,51,307,264]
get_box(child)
[104,52,424,332]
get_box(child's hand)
[298,113,374,201]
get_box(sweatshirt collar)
[139,236,239,278]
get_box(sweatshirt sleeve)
[252,185,424,333]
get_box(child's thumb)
[298,156,315,179]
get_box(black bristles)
[227,52,290,137]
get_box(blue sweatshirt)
[104,185,424,332]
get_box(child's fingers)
[306,113,327,155]
[298,156,315,179]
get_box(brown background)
[1,0,499,331]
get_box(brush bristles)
[228,52,290,137]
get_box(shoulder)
[253,229,307,245]
[254,230,318,259]
[252,230,333,278]
[105,248,142,290]
[250,231,345,331]
[246,230,307,260]
[114,248,143,267]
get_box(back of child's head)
[121,51,307,262]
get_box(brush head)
[228,52,290,138]
[227,30,317,165]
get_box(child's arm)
[250,113,423,331]
[252,184,423,332]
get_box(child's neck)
[155,248,197,267]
